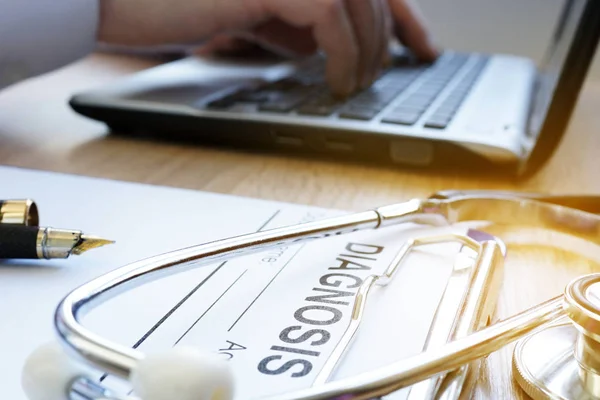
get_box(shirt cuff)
[0,0,99,89]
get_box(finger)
[346,0,379,89]
[312,2,359,95]
[195,35,255,56]
[261,0,359,95]
[251,19,318,57]
[381,2,394,67]
[388,0,438,61]
[372,0,391,79]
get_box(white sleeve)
[0,0,99,89]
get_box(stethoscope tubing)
[53,191,600,399]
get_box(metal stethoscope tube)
[27,191,600,400]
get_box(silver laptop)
[70,0,600,177]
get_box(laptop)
[70,0,600,177]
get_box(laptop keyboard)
[205,53,488,130]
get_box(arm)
[0,0,99,90]
[1,0,436,95]
[98,0,437,96]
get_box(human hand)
[98,0,438,96]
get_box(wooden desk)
[1,53,600,399]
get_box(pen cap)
[0,200,39,226]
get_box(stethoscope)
[20,190,600,400]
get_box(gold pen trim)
[0,200,39,226]
[36,227,50,259]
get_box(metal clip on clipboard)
[315,230,505,400]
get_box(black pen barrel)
[0,225,39,258]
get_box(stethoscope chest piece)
[513,275,600,400]
[513,322,586,400]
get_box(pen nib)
[72,235,115,255]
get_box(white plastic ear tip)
[131,347,234,400]
[22,342,86,400]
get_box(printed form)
[0,167,477,399]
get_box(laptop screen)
[528,0,594,139]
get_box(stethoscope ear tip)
[21,341,87,400]
[21,343,236,400]
[130,347,234,400]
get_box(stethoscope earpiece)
[514,274,600,400]
[22,343,234,400]
[22,342,88,400]
[130,347,234,400]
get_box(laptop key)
[297,104,339,116]
[434,104,458,117]
[348,99,388,110]
[393,104,427,114]
[400,96,433,109]
[416,83,445,94]
[259,92,307,112]
[352,89,395,104]
[382,111,422,125]
[424,115,451,129]
[339,107,380,121]
[297,94,343,116]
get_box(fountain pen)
[0,225,114,259]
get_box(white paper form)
[0,166,477,399]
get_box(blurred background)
[419,0,600,80]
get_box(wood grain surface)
[1,52,600,399]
